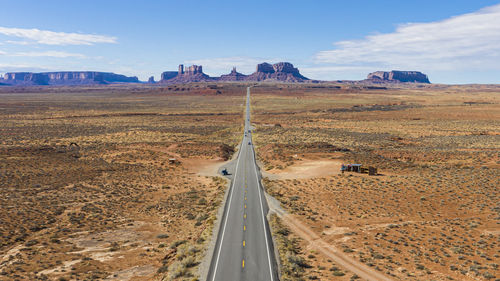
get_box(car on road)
[248,142,251,145]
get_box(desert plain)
[0,83,498,281]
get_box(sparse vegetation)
[254,84,499,280]
[0,83,498,280]
[0,84,242,280]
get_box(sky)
[1,0,500,84]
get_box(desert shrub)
[277,227,290,236]
[157,265,168,273]
[170,240,187,249]
[483,272,495,279]
[288,254,310,268]
[168,261,188,278]
[332,270,345,276]
[182,256,198,268]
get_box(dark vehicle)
[248,142,251,145]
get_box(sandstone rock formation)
[159,64,212,83]
[0,71,139,85]
[184,65,204,75]
[48,72,139,84]
[246,62,308,82]
[367,71,430,83]
[2,72,50,85]
[272,62,303,76]
[29,73,51,85]
[160,71,178,81]
[159,62,309,84]
[218,67,247,81]
[256,62,275,73]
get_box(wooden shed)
[346,164,362,172]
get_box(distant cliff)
[159,64,213,83]
[218,67,247,81]
[0,71,139,85]
[2,72,50,85]
[160,71,178,81]
[245,62,308,82]
[367,71,430,83]
[0,65,432,86]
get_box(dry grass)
[0,84,244,280]
[253,84,499,280]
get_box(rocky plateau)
[0,71,139,86]
[367,70,430,83]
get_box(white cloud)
[315,4,500,72]
[0,63,50,74]
[301,65,376,81]
[9,51,86,58]
[302,65,375,74]
[5,40,32,45]
[186,56,282,75]
[0,26,117,45]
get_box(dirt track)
[266,194,394,281]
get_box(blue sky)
[1,0,500,84]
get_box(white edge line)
[211,124,244,281]
[252,141,274,281]
[249,89,275,281]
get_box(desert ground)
[0,83,498,281]
[0,84,244,280]
[250,84,499,281]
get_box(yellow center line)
[244,225,246,231]
[244,214,246,219]
[244,204,246,209]
[243,240,246,247]
[245,196,247,200]
[242,259,245,268]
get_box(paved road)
[207,87,278,281]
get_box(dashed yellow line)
[245,196,247,200]
[244,204,246,209]
[243,225,246,231]
[242,259,245,268]
[243,240,246,247]
[244,213,246,219]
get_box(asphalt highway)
[206,87,278,281]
